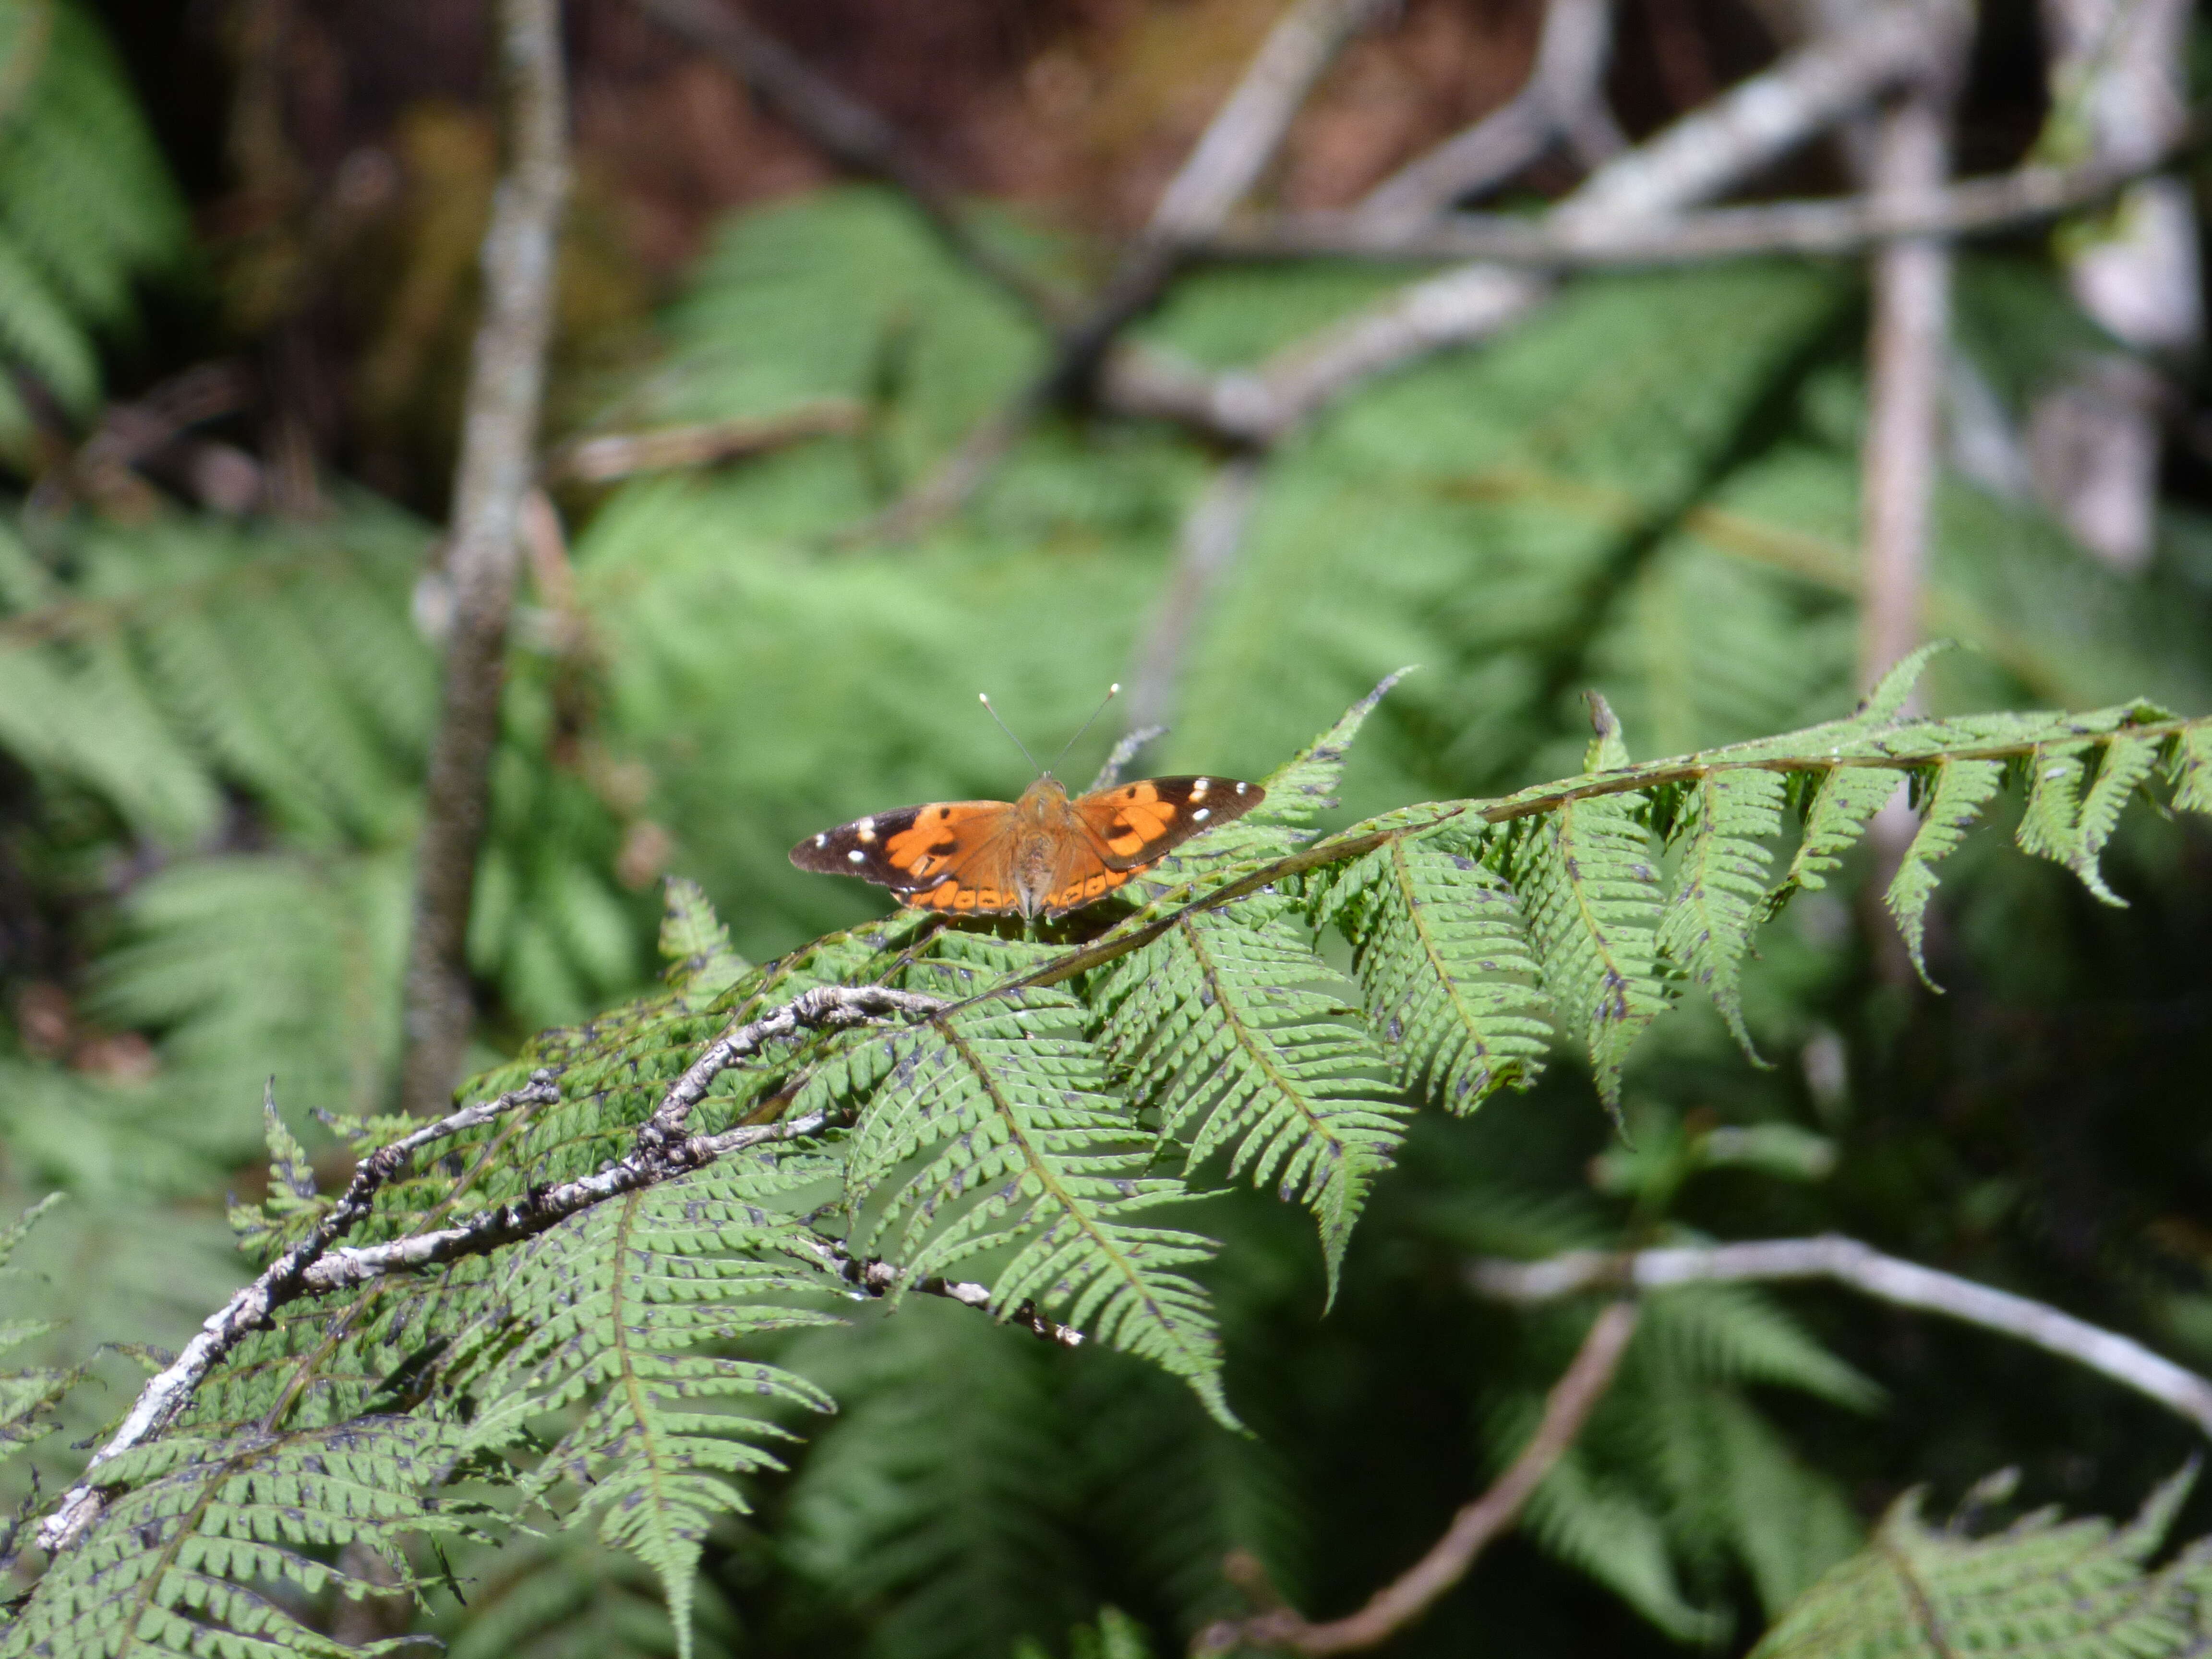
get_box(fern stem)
[1469,1238,2212,1438]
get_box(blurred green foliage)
[0,6,2210,1648]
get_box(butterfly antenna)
[1047,683,1121,777]
[977,693,1042,776]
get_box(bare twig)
[547,400,865,482]
[1356,0,1621,227]
[1124,457,1266,734]
[632,0,1066,325]
[1102,0,1955,444]
[1469,1237,2212,1438]
[1857,77,1959,693]
[1196,1302,1640,1654]
[1203,142,2196,267]
[803,1236,1086,1346]
[866,0,1389,541]
[635,984,944,1149]
[34,1070,565,1557]
[398,0,568,1118]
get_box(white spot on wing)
[847,849,866,865]
[1193,807,1210,821]
[1234,781,1248,794]
[857,816,877,842]
[1190,779,1208,801]
[814,833,828,847]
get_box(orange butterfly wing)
[1041,776,1266,913]
[790,800,1024,914]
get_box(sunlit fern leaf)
[1749,1465,2209,1659]
[445,1153,842,1659]
[1854,641,1952,725]
[2176,726,2212,815]
[1657,768,1786,1058]
[1315,822,1551,1115]
[1509,790,1668,1108]
[1765,765,1896,918]
[656,877,749,1004]
[1090,906,1406,1296]
[0,1417,461,1659]
[816,995,1232,1422]
[1885,757,2008,986]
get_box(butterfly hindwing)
[1072,776,1265,870]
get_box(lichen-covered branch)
[35,1070,564,1557]
[398,0,568,1118]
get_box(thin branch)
[398,0,568,1118]
[1196,1301,1640,1654]
[632,0,1067,325]
[802,1236,1086,1347]
[1857,73,1960,693]
[1356,0,1621,227]
[636,984,944,1148]
[1201,142,2195,267]
[34,1071,565,1557]
[1101,0,1955,444]
[865,0,1389,541]
[1469,1237,2212,1438]
[1123,456,1266,734]
[547,400,864,483]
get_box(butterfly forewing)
[1071,777,1264,869]
[791,801,1014,894]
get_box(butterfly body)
[791,772,1264,920]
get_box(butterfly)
[790,773,1264,920]
[790,690,1264,920]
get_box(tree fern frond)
[1751,1466,2209,1659]
[1,1416,460,1658]
[2015,732,2163,906]
[445,1153,842,1659]
[1509,790,1668,1107]
[817,997,1232,1420]
[432,1530,742,1659]
[1656,769,1786,1058]
[1316,825,1551,1114]
[1091,908,1405,1294]
[1885,757,2008,985]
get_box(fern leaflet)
[816,995,1233,1421]
[1885,756,2007,985]
[1317,823,1551,1114]
[445,1153,841,1659]
[1751,1467,2210,1659]
[1657,768,1786,1057]
[1092,905,1406,1294]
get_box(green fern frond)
[1751,1466,2210,1659]
[432,1530,743,1659]
[816,996,1232,1421]
[1885,757,2008,985]
[2015,731,2163,906]
[1316,824,1551,1114]
[1509,788,1668,1107]
[1656,768,1786,1057]
[1091,906,1405,1294]
[445,1153,842,1659]
[2,1417,460,1658]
